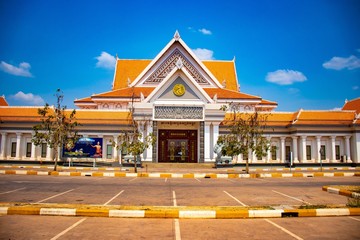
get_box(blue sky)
[1,0,359,111]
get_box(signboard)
[63,137,103,158]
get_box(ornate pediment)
[144,48,210,85]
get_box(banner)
[63,137,103,158]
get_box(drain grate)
[282,212,299,218]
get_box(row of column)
[268,135,352,163]
[204,122,220,162]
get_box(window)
[320,145,326,160]
[41,143,47,158]
[107,144,112,159]
[306,145,311,160]
[11,142,16,157]
[335,145,340,160]
[271,146,277,160]
[26,142,32,157]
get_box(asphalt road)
[0,215,359,239]
[0,174,359,239]
[0,175,358,206]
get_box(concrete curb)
[0,204,359,219]
[322,186,360,199]
[0,169,359,178]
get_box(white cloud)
[0,61,33,77]
[266,69,307,85]
[192,48,215,60]
[10,91,45,105]
[322,55,360,70]
[95,52,116,69]
[331,107,342,111]
[198,28,212,35]
[352,86,359,90]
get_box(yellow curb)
[76,209,109,217]
[138,173,149,177]
[7,206,41,215]
[334,172,344,177]
[205,174,217,178]
[293,173,303,177]
[349,208,360,215]
[50,171,59,176]
[314,172,324,177]
[183,173,194,178]
[5,170,16,174]
[160,173,172,178]
[92,172,103,177]
[26,170,38,175]
[228,174,239,178]
[70,172,81,176]
[144,209,179,218]
[271,173,283,178]
[216,210,249,218]
[294,209,317,217]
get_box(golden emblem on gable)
[173,84,186,97]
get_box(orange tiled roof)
[112,59,239,91]
[0,97,8,106]
[293,110,356,125]
[0,107,44,122]
[74,97,94,104]
[222,112,295,127]
[202,60,238,91]
[93,87,155,99]
[203,88,261,100]
[113,60,151,90]
[342,97,360,114]
[66,110,132,125]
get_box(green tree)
[32,89,79,171]
[112,89,156,173]
[216,105,270,173]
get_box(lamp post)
[319,148,324,172]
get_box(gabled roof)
[0,96,9,106]
[342,97,360,114]
[112,60,151,90]
[203,88,261,100]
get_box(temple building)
[0,31,359,165]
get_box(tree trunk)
[53,148,58,171]
[245,159,249,174]
[134,155,138,173]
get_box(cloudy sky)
[0,0,359,111]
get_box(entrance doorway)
[158,130,197,163]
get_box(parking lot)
[0,174,358,207]
[0,174,359,239]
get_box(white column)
[0,133,7,159]
[344,136,351,162]
[301,136,307,162]
[16,133,22,160]
[31,142,36,160]
[46,144,52,160]
[316,136,321,163]
[212,122,220,161]
[330,136,336,162]
[280,137,286,163]
[113,135,119,161]
[204,122,211,162]
[145,123,153,162]
[266,137,271,163]
[292,136,298,163]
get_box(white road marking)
[223,190,247,206]
[264,219,304,240]
[103,190,124,205]
[272,190,312,205]
[129,178,137,182]
[0,187,26,195]
[50,217,87,240]
[226,179,237,183]
[348,216,360,222]
[194,178,201,182]
[174,219,181,240]
[173,190,177,206]
[36,189,75,203]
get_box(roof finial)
[222,79,226,88]
[174,30,181,41]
